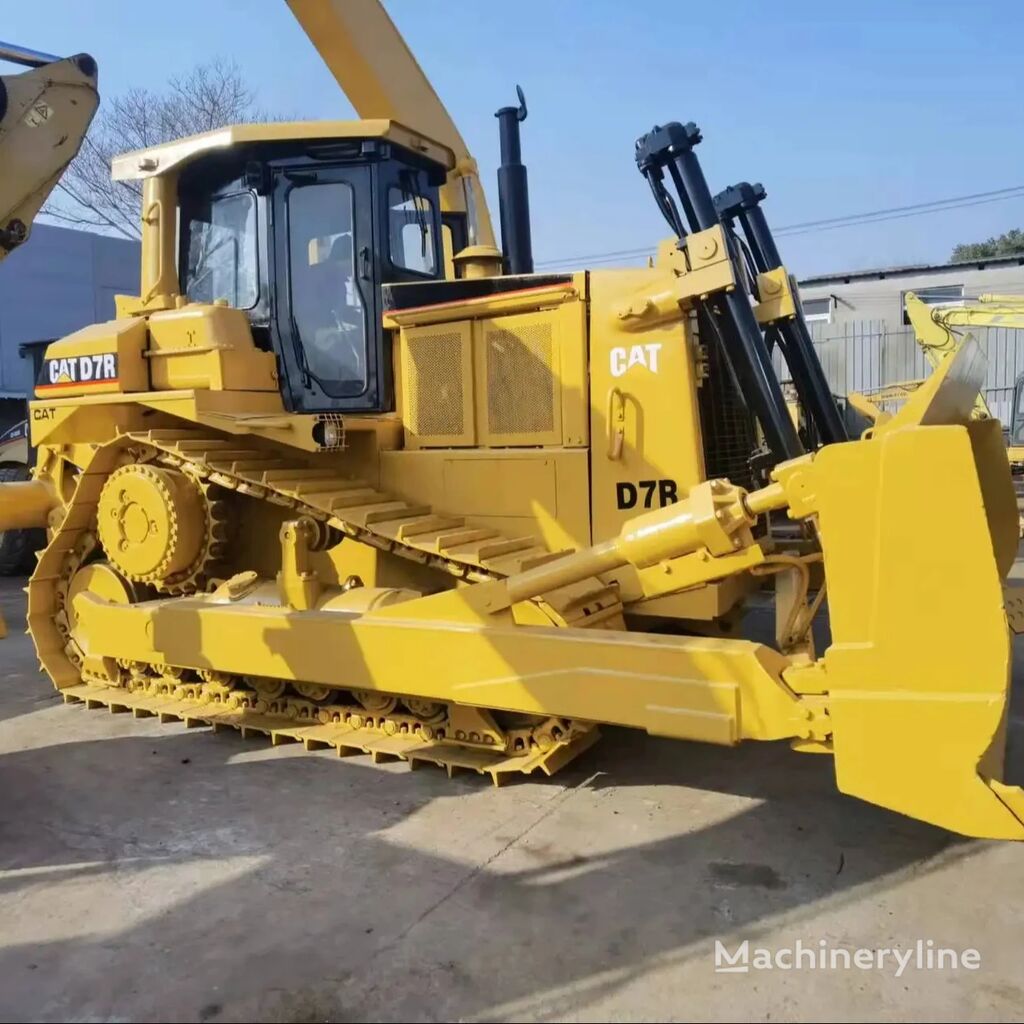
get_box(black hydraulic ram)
[715,181,848,445]
[634,122,803,464]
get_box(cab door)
[272,164,385,413]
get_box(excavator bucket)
[796,337,1024,838]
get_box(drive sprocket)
[97,462,224,593]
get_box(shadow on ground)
[0,703,968,1023]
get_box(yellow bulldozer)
[2,0,1023,840]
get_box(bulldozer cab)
[153,125,449,415]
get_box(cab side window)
[388,185,436,276]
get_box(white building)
[795,254,1024,421]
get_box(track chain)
[27,427,620,781]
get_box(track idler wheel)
[64,561,143,661]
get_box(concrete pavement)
[0,576,1022,1022]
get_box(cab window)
[388,185,436,275]
[184,191,258,308]
[286,181,368,398]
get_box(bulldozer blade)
[796,338,1024,839]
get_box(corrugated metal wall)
[0,224,139,398]
[773,321,1024,424]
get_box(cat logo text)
[39,354,119,392]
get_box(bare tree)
[45,60,277,240]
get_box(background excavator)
[0,42,99,578]
[0,41,98,262]
[0,0,1022,841]
[903,291,1024,467]
[849,293,1024,538]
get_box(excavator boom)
[286,0,496,250]
[902,291,1024,456]
[906,291,1024,373]
[0,43,99,260]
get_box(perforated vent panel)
[405,330,466,438]
[485,324,555,437]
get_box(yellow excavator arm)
[908,292,1024,347]
[0,42,99,261]
[904,291,1024,420]
[900,291,1024,473]
[286,0,497,251]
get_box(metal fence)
[771,321,1024,425]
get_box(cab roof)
[111,119,455,181]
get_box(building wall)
[0,224,139,399]
[793,257,1024,423]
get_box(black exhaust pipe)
[495,86,534,275]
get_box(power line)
[776,190,1024,238]
[775,184,1024,233]
[534,245,655,269]
[533,184,1024,269]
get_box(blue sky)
[7,0,1024,275]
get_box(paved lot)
[1,574,1023,1022]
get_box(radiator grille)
[406,330,465,437]
[695,312,758,490]
[486,323,555,436]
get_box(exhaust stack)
[495,86,534,275]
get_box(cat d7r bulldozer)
[1,0,1022,840]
